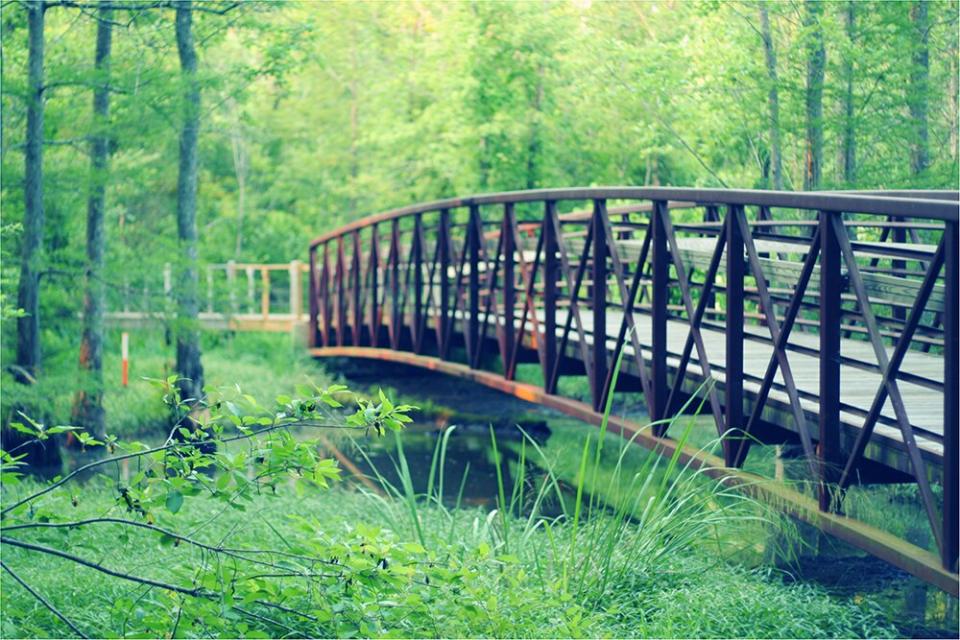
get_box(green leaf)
[165,490,184,514]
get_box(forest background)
[1,0,957,437]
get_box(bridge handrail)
[310,187,959,246]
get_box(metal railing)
[307,187,959,573]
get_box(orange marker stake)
[121,332,129,388]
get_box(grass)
[1,482,896,638]
[2,329,334,439]
[0,330,914,637]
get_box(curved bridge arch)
[307,187,959,592]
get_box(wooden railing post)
[351,231,362,346]
[543,201,559,393]
[320,243,331,346]
[163,262,172,308]
[944,220,958,571]
[438,209,451,358]
[467,205,481,366]
[723,205,745,459]
[389,219,401,349]
[369,224,380,348]
[260,267,270,320]
[651,200,669,429]
[819,210,841,511]
[502,203,516,379]
[206,266,214,313]
[308,250,318,347]
[336,237,346,346]
[413,214,424,354]
[227,260,238,315]
[289,259,302,320]
[591,199,608,412]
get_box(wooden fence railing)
[106,260,309,333]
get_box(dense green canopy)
[0,0,957,405]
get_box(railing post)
[369,224,380,348]
[944,220,958,571]
[390,218,401,349]
[206,266,214,314]
[467,205,481,366]
[723,205,745,460]
[543,201,558,393]
[336,237,346,346]
[592,199,608,412]
[289,259,302,321]
[438,209,451,358]
[163,262,172,312]
[308,249,318,348]
[351,231,362,346]
[819,210,841,512]
[260,267,270,320]
[502,203,516,379]
[245,266,255,313]
[413,214,424,354]
[320,243,331,346]
[227,260,238,315]
[651,200,669,429]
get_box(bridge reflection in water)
[306,187,958,593]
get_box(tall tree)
[74,4,113,439]
[758,2,783,190]
[841,1,857,185]
[14,0,45,384]
[174,1,205,403]
[908,0,930,175]
[802,0,825,190]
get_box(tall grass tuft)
[355,339,771,609]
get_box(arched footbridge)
[306,187,959,593]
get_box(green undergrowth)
[2,331,332,439]
[0,336,900,638]
[1,482,895,639]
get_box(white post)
[206,266,214,313]
[246,266,255,313]
[121,332,129,387]
[163,263,172,301]
[289,259,302,320]
[227,260,237,315]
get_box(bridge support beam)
[819,211,842,512]
[723,206,745,461]
[651,200,669,429]
[437,209,451,359]
[543,202,559,393]
[413,214,425,354]
[944,220,958,571]
[501,204,516,379]
[368,225,380,348]
[591,200,608,412]
[467,205,480,367]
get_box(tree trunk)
[75,3,113,439]
[174,1,205,403]
[909,0,930,175]
[803,0,825,191]
[841,1,856,185]
[758,3,783,190]
[228,99,246,259]
[15,0,45,384]
[525,67,544,190]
